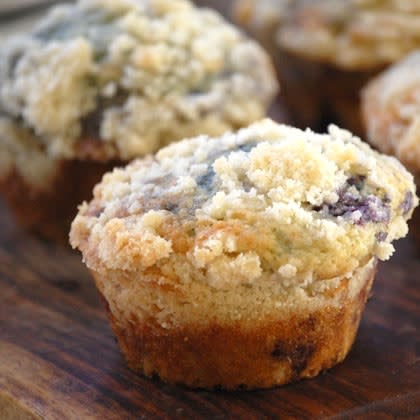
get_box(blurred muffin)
[362,51,420,240]
[0,0,277,243]
[234,0,420,134]
[70,119,417,389]
[362,52,420,179]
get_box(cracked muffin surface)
[71,119,417,287]
[0,0,277,179]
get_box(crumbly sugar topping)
[362,51,420,174]
[70,119,418,289]
[0,0,277,163]
[235,0,420,69]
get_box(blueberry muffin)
[70,119,417,389]
[0,0,277,242]
[234,0,420,135]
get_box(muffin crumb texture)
[71,119,417,293]
[0,0,277,185]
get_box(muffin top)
[362,51,420,175]
[0,0,277,162]
[70,119,417,289]
[236,0,420,70]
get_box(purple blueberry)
[400,191,414,215]
[315,176,391,225]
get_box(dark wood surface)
[0,195,420,419]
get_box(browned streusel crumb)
[71,119,417,289]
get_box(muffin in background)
[234,0,420,135]
[362,52,420,180]
[362,51,420,241]
[70,119,417,389]
[0,0,277,243]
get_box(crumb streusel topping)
[362,51,420,174]
[70,119,417,289]
[236,0,420,69]
[0,0,277,171]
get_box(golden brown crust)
[94,262,376,390]
[0,159,120,244]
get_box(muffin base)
[94,262,376,390]
[0,160,120,244]
[275,50,381,136]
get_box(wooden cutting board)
[0,199,420,419]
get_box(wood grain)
[0,194,419,419]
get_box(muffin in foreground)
[0,0,277,243]
[234,0,420,135]
[70,119,417,389]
